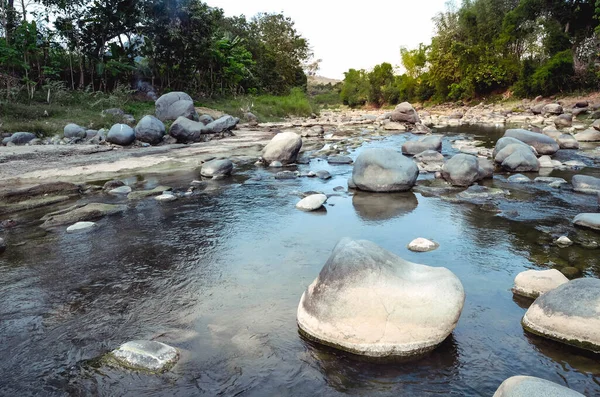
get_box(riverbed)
[1,126,599,396]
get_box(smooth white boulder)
[155,193,177,202]
[522,278,600,353]
[573,213,600,231]
[512,269,568,299]
[297,238,465,357]
[110,340,179,372]
[66,221,97,233]
[296,194,327,211]
[493,376,584,397]
[407,238,439,252]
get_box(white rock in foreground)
[522,278,600,353]
[493,376,584,397]
[155,193,177,202]
[66,222,97,233]
[109,186,132,195]
[297,238,465,357]
[407,238,439,252]
[512,269,568,299]
[296,194,327,211]
[110,340,179,372]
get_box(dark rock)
[135,115,165,145]
[503,129,559,155]
[107,124,136,146]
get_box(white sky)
[207,0,450,79]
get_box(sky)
[207,0,450,80]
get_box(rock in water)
[501,147,540,172]
[42,203,126,228]
[574,129,600,142]
[0,237,6,254]
[512,269,568,299]
[493,376,584,397]
[441,154,488,186]
[573,213,600,231]
[572,175,600,194]
[155,92,196,121]
[503,129,559,155]
[64,123,86,139]
[297,238,465,358]
[557,134,579,149]
[507,174,531,183]
[296,194,327,211]
[107,124,136,146]
[407,238,439,252]
[135,115,165,145]
[522,278,600,353]
[401,136,442,156]
[66,221,97,233]
[155,193,177,202]
[201,159,233,177]
[108,186,132,195]
[351,148,419,192]
[262,132,303,165]
[110,340,179,372]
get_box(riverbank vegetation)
[341,0,600,107]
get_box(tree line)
[341,0,600,107]
[0,0,311,99]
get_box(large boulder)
[352,148,419,192]
[200,159,233,178]
[401,135,442,156]
[203,115,239,134]
[261,132,303,165]
[493,137,532,159]
[135,115,165,145]
[64,123,86,139]
[573,213,600,231]
[155,92,196,121]
[169,117,205,143]
[512,269,569,299]
[557,134,579,149]
[553,114,572,128]
[441,154,490,186]
[8,132,36,145]
[106,124,136,146]
[572,175,600,194]
[493,376,584,397]
[574,128,600,142]
[542,103,563,115]
[501,147,540,172]
[522,278,600,353]
[390,102,420,124]
[109,340,179,372]
[503,129,559,155]
[297,238,465,357]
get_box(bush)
[531,50,574,96]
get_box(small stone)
[110,340,179,372]
[327,155,353,164]
[507,174,531,183]
[269,161,283,168]
[155,193,177,202]
[573,213,600,231]
[407,238,439,252]
[315,170,331,180]
[556,236,573,246]
[108,186,132,195]
[66,221,97,233]
[296,194,327,211]
[512,269,569,299]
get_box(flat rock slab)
[327,155,353,164]
[522,278,600,353]
[127,186,171,200]
[573,213,600,231]
[297,238,465,358]
[42,203,127,228]
[296,194,327,211]
[407,238,439,252]
[108,186,132,195]
[572,175,600,194]
[155,193,177,202]
[66,221,97,233]
[512,269,568,299]
[110,340,179,372]
[493,376,584,397]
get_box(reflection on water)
[1,130,600,396]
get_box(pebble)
[66,221,97,233]
[407,238,440,252]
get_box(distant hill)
[308,75,341,86]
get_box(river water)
[1,127,600,396]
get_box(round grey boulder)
[200,159,233,178]
[503,129,559,155]
[507,174,531,183]
[390,102,420,124]
[493,376,584,397]
[169,116,205,143]
[512,269,568,299]
[297,238,465,357]
[557,134,579,149]
[572,175,600,195]
[522,278,600,353]
[198,114,214,125]
[155,92,196,121]
[262,132,303,165]
[441,154,486,187]
[501,147,540,172]
[135,115,165,145]
[352,148,419,192]
[573,213,600,231]
[107,124,136,146]
[110,340,179,372]
[203,115,239,134]
[64,123,86,139]
[8,132,36,145]
[402,135,442,156]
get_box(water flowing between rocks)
[1,125,600,396]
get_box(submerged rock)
[109,340,179,372]
[297,238,465,358]
[169,117,206,143]
[327,155,353,165]
[572,175,600,194]
[262,132,303,165]
[512,269,568,299]
[66,221,97,233]
[351,148,419,192]
[201,159,233,178]
[155,92,196,121]
[127,186,171,200]
[407,238,439,252]
[296,194,327,211]
[493,376,584,397]
[573,213,600,231]
[507,174,531,183]
[503,129,559,155]
[42,203,126,228]
[522,278,600,353]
